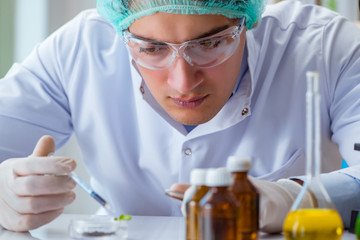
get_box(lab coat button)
[184,148,192,156]
[140,86,145,94]
[242,108,249,116]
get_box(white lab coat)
[1,0,360,225]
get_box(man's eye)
[139,47,160,54]
[138,43,168,55]
[199,39,222,48]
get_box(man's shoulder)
[261,1,339,30]
[48,8,120,51]
[69,9,116,34]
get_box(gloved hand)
[170,177,314,234]
[0,135,77,232]
[249,177,315,233]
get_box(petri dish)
[69,215,128,239]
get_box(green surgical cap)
[97,0,266,33]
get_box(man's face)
[129,13,246,125]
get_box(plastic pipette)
[69,172,112,211]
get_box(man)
[0,0,360,233]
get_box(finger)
[25,208,64,231]
[12,175,76,196]
[169,183,191,194]
[12,157,76,176]
[31,135,55,157]
[165,184,191,201]
[2,207,64,232]
[11,192,75,215]
[165,190,184,201]
[0,194,65,232]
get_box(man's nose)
[167,57,203,94]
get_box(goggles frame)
[122,17,246,70]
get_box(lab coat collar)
[245,28,261,98]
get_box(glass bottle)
[283,71,343,240]
[199,168,239,240]
[227,156,259,240]
[186,168,210,240]
[356,212,360,240]
[355,146,360,239]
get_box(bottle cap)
[206,168,232,187]
[226,156,251,172]
[190,168,207,185]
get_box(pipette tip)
[104,202,113,211]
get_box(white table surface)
[0,214,356,240]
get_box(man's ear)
[252,21,258,29]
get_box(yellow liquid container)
[283,209,343,240]
[283,72,344,240]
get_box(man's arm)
[327,171,360,228]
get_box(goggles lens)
[123,17,245,70]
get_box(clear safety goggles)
[122,17,245,70]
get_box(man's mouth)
[172,95,208,108]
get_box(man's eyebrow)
[194,24,232,40]
[128,23,234,42]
